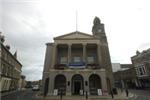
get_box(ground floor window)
[89,74,101,95]
[52,74,103,95]
[54,75,66,95]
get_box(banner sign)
[97,89,102,96]
[53,89,58,96]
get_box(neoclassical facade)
[42,17,113,96]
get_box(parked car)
[32,85,40,91]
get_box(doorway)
[72,74,84,95]
[54,74,66,95]
[89,74,101,95]
[74,81,81,94]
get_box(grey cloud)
[1,1,50,81]
[139,42,150,50]
[22,65,43,81]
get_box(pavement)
[2,89,150,100]
[1,88,38,100]
[35,89,134,100]
[128,89,150,100]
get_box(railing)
[69,62,86,68]
[54,63,101,69]
[54,64,67,69]
[87,63,100,69]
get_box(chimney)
[136,50,140,55]
[5,45,10,50]
[0,32,5,43]
[14,51,17,59]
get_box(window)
[139,67,143,75]
[87,56,94,63]
[74,57,81,63]
[60,57,67,64]
[142,65,146,74]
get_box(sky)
[1,0,150,81]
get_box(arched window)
[54,74,66,95]
[89,74,101,95]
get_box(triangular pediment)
[54,31,94,40]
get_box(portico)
[54,43,101,69]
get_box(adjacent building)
[131,49,150,88]
[18,75,26,90]
[0,33,22,95]
[42,17,113,96]
[113,64,136,89]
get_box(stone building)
[113,64,136,89]
[18,75,26,90]
[131,48,150,88]
[0,33,22,95]
[42,17,113,96]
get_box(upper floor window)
[136,64,147,76]
[87,56,94,63]
[73,57,81,63]
[60,57,67,64]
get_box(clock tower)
[92,16,114,91]
[92,17,107,43]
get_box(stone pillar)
[51,44,57,68]
[82,43,86,63]
[97,44,102,67]
[83,74,89,95]
[48,74,54,95]
[100,70,108,93]
[66,74,72,96]
[68,44,72,65]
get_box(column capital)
[53,43,57,46]
[82,43,87,46]
[67,43,72,46]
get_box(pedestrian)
[43,93,46,99]
[110,90,114,99]
[125,89,129,97]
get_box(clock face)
[98,29,102,32]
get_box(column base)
[47,92,53,96]
[84,91,90,95]
[66,92,72,96]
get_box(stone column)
[100,70,108,94]
[82,43,86,64]
[83,74,89,95]
[48,73,54,95]
[66,73,72,96]
[97,44,102,67]
[68,44,72,65]
[51,44,57,68]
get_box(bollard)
[86,91,88,100]
[110,90,114,99]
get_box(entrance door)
[89,74,101,95]
[74,81,81,94]
[54,75,66,95]
[71,74,84,95]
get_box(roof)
[1,42,22,66]
[131,48,150,59]
[54,31,97,40]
